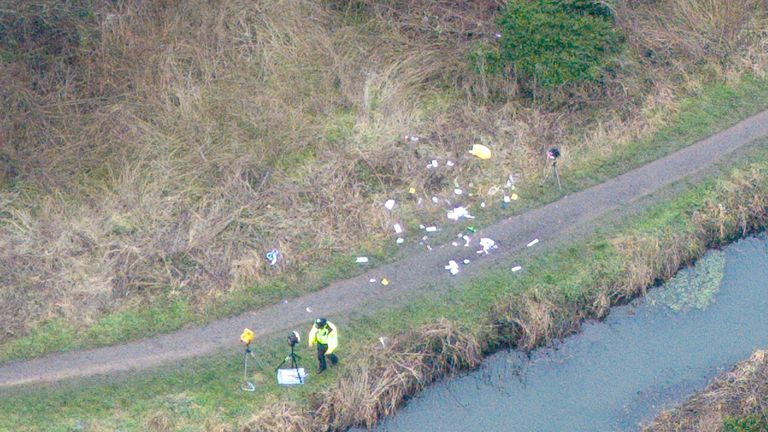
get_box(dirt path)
[2,111,768,388]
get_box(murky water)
[366,235,768,432]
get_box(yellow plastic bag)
[469,144,492,160]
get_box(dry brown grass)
[645,350,768,432]
[0,0,767,343]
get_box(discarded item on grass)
[384,199,396,210]
[379,336,388,348]
[527,238,539,247]
[431,196,439,203]
[306,307,312,313]
[445,260,460,275]
[503,196,511,203]
[428,160,438,168]
[356,257,369,263]
[463,235,471,247]
[446,160,455,167]
[265,249,280,266]
[277,368,307,385]
[427,245,433,251]
[512,266,522,272]
[468,144,492,160]
[511,193,519,200]
[463,259,470,264]
[454,188,463,195]
[488,186,501,196]
[480,202,486,208]
[409,187,416,194]
[369,278,377,283]
[381,278,390,286]
[466,226,476,233]
[425,226,437,232]
[479,238,497,254]
[396,237,404,244]
[447,206,475,221]
[394,223,403,234]
[452,241,459,247]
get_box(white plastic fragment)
[463,235,471,247]
[369,278,377,283]
[431,196,439,203]
[446,160,455,167]
[393,223,403,234]
[379,336,388,348]
[527,239,540,247]
[479,238,497,254]
[512,266,522,272]
[445,260,460,275]
[431,160,439,168]
[396,238,404,244]
[425,226,437,232]
[356,257,369,263]
[452,241,459,247]
[384,199,396,210]
[306,307,312,313]
[480,202,486,208]
[419,224,426,229]
[503,196,511,203]
[463,259,470,264]
[454,188,463,195]
[447,206,475,221]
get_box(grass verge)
[2,140,768,431]
[3,73,768,365]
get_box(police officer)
[308,318,338,373]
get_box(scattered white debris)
[446,160,455,167]
[384,199,396,211]
[512,266,523,272]
[445,260,460,275]
[410,136,420,142]
[479,238,497,254]
[452,241,459,247]
[431,160,439,168]
[463,235,471,247]
[356,257,369,263]
[527,239,539,247]
[425,226,438,232]
[379,336,388,348]
[306,307,312,313]
[393,223,403,234]
[426,245,433,251]
[503,195,511,203]
[419,224,426,229]
[396,238,404,244]
[265,249,280,266]
[454,188,463,195]
[463,259,470,264]
[422,235,429,241]
[480,202,486,208]
[431,196,439,203]
[369,278,377,283]
[447,206,475,221]
[381,278,390,286]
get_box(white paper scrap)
[356,257,369,263]
[384,199,396,210]
[396,238,404,244]
[454,188,463,195]
[446,160,455,167]
[393,223,403,234]
[425,226,437,232]
[527,239,539,247]
[512,266,522,272]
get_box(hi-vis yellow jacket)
[308,321,338,354]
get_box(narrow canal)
[368,234,768,432]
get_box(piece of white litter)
[411,136,420,142]
[379,336,388,348]
[452,241,459,247]
[419,224,426,229]
[445,260,460,275]
[431,196,439,203]
[356,257,369,263]
[306,307,312,313]
[503,196,511,203]
[427,245,433,251]
[396,238,404,244]
[425,226,438,232]
[463,259,470,264]
[454,188,463,195]
[463,235,471,247]
[369,278,377,283]
[384,199,396,210]
[480,202,486,208]
[422,235,429,241]
[479,238,496,254]
[512,266,523,272]
[447,206,475,221]
[393,223,403,234]
[431,160,439,168]
[446,160,455,167]
[527,239,539,247]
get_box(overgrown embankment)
[646,350,768,432]
[1,0,767,353]
[232,149,768,431]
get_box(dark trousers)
[316,343,339,371]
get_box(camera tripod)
[275,343,303,384]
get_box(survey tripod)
[276,341,304,384]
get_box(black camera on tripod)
[287,330,300,348]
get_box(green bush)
[723,415,768,432]
[481,0,622,89]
